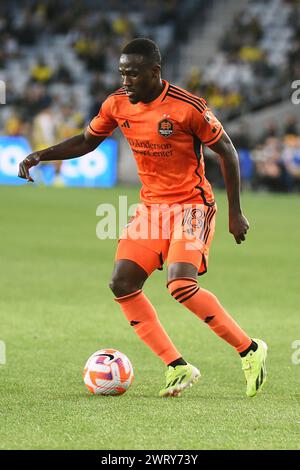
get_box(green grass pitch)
[0,185,299,450]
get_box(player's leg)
[110,257,148,298]
[167,261,267,396]
[110,239,184,369]
[168,204,252,351]
[167,261,253,353]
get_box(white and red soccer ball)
[83,349,134,396]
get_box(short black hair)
[121,38,161,66]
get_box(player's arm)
[208,131,249,244]
[18,130,105,182]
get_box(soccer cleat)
[241,338,268,397]
[159,363,200,397]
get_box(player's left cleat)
[159,363,200,397]
[241,338,268,397]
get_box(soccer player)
[18,38,267,398]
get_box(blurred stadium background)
[0,0,300,190]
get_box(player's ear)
[152,64,161,78]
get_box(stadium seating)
[0,0,299,191]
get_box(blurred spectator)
[231,124,252,150]
[239,44,263,62]
[112,14,135,38]
[252,137,285,192]
[185,0,300,120]
[4,108,30,137]
[88,90,107,122]
[283,115,299,135]
[30,97,64,186]
[31,58,54,84]
[185,68,202,95]
[259,120,279,142]
[56,104,84,140]
[282,135,300,189]
[17,83,52,120]
[55,64,74,85]
[31,97,57,151]
[1,0,299,192]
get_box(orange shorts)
[115,203,217,276]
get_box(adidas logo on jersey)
[121,120,130,128]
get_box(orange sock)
[167,278,251,353]
[115,290,182,364]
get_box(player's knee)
[167,277,199,303]
[109,274,142,298]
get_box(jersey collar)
[137,80,169,109]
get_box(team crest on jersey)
[158,118,173,137]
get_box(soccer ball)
[83,349,134,395]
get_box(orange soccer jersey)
[88,80,224,206]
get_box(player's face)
[119,54,160,104]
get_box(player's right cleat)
[159,363,200,397]
[241,338,268,397]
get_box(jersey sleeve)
[87,96,118,137]
[189,105,224,146]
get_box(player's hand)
[229,212,249,244]
[18,153,40,182]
